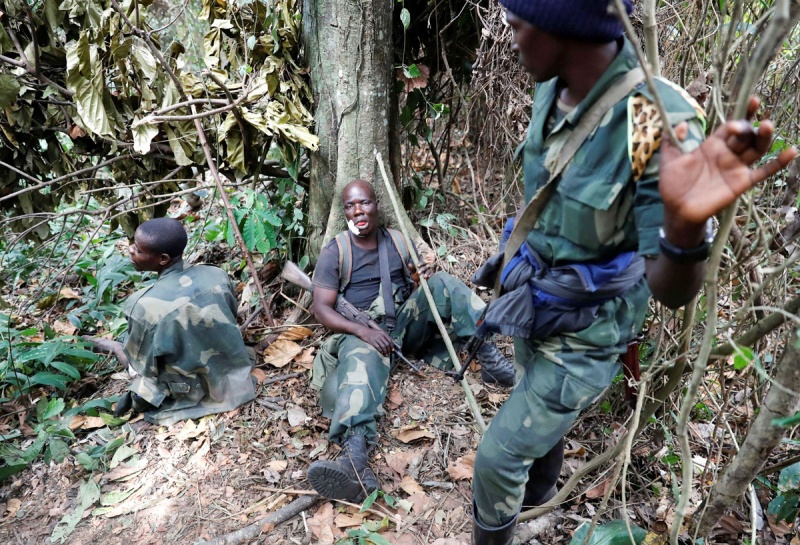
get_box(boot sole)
[308,461,377,503]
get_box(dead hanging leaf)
[307,502,336,544]
[585,478,611,499]
[276,326,314,342]
[446,451,475,481]
[396,64,430,93]
[68,124,86,139]
[263,339,304,368]
[59,287,81,300]
[400,475,425,496]
[392,424,435,444]
[78,416,106,431]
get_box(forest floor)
[0,257,794,544]
[0,159,797,544]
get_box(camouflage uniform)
[311,271,486,446]
[123,259,256,426]
[472,39,706,526]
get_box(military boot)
[476,343,515,387]
[307,434,379,503]
[522,438,563,507]
[472,501,517,545]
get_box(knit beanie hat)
[499,0,633,43]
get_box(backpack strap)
[334,231,352,294]
[334,227,416,294]
[385,228,414,280]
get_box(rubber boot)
[307,434,380,503]
[522,438,564,507]
[476,343,515,387]
[472,501,517,545]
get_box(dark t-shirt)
[313,231,409,310]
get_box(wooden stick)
[374,150,487,433]
[193,495,320,545]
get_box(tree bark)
[304,0,421,262]
[693,329,800,537]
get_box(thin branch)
[375,149,487,433]
[153,98,230,116]
[202,70,251,155]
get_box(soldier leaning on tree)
[305,179,516,503]
[466,1,799,544]
[86,218,257,426]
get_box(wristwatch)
[658,219,714,263]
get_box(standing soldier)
[469,1,797,543]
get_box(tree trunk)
[692,329,800,537]
[303,0,421,262]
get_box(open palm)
[660,97,797,228]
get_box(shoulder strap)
[334,231,352,294]
[386,228,413,279]
[377,229,396,331]
[496,67,646,296]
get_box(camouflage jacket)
[123,260,256,425]
[520,38,706,266]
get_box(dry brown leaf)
[407,492,431,513]
[263,339,304,368]
[400,476,425,496]
[177,419,208,441]
[103,458,148,482]
[277,326,314,342]
[446,451,475,481]
[69,124,86,139]
[68,415,87,431]
[487,391,507,404]
[381,533,416,545]
[79,416,106,430]
[564,444,587,457]
[585,479,611,499]
[295,347,315,367]
[384,449,422,477]
[59,287,81,300]
[266,460,288,472]
[260,522,275,533]
[392,425,435,444]
[334,512,366,528]
[386,388,404,410]
[251,368,267,384]
[52,320,77,336]
[308,502,336,544]
[5,498,21,518]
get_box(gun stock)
[281,261,314,292]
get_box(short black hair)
[136,218,187,258]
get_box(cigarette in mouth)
[347,219,360,235]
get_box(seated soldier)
[306,180,514,503]
[87,218,257,426]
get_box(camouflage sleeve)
[633,116,705,257]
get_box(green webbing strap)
[495,67,646,297]
[334,231,352,294]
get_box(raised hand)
[659,97,797,239]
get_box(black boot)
[476,343,515,387]
[307,435,380,503]
[472,501,517,545]
[522,438,563,507]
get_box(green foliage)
[0,319,102,399]
[767,462,800,524]
[569,520,647,545]
[0,394,123,480]
[337,490,402,545]
[209,180,305,264]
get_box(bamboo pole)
[374,150,487,433]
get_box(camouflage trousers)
[472,279,650,526]
[312,272,486,446]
